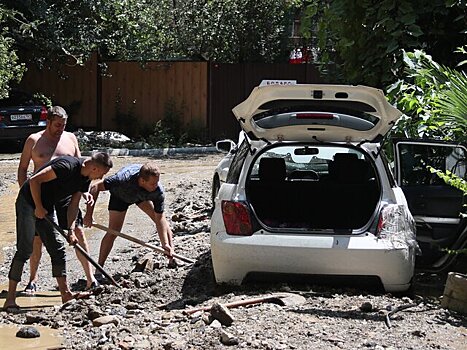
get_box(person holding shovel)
[83,162,175,271]
[17,106,99,292]
[2,152,113,312]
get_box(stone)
[92,315,120,327]
[25,313,47,324]
[210,302,235,326]
[360,302,373,312]
[88,306,106,320]
[16,326,40,338]
[220,329,239,346]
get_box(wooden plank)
[175,63,186,125]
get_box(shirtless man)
[17,106,98,291]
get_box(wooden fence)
[19,56,321,141]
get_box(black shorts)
[108,194,137,212]
[54,196,84,229]
[34,197,83,236]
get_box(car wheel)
[212,175,220,209]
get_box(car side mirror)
[216,139,236,153]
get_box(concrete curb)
[82,146,219,157]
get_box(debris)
[92,315,120,327]
[220,329,239,345]
[16,326,40,338]
[210,302,235,326]
[184,293,306,315]
[384,303,418,328]
[441,272,467,314]
[359,302,373,312]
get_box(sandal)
[23,281,37,295]
[85,280,100,291]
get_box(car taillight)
[376,204,414,238]
[221,200,253,236]
[40,106,47,121]
[295,113,334,119]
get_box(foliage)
[0,6,27,98]
[429,167,466,221]
[145,99,209,148]
[33,92,52,107]
[2,0,295,69]
[168,0,293,63]
[300,0,466,87]
[386,50,467,141]
[113,88,139,138]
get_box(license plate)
[10,114,32,121]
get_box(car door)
[393,139,467,270]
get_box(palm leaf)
[437,69,467,130]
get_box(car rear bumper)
[210,231,416,292]
[0,125,45,140]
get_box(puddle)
[0,283,62,309]
[0,284,63,350]
[0,186,19,263]
[0,324,62,350]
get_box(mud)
[0,153,466,350]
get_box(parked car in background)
[211,84,423,292]
[0,89,47,148]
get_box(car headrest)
[329,153,369,183]
[259,158,286,182]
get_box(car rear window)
[250,144,374,183]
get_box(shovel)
[92,223,195,264]
[44,216,119,287]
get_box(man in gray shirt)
[84,162,174,269]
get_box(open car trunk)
[246,144,381,230]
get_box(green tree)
[387,49,467,142]
[300,0,466,87]
[3,0,295,70]
[0,5,27,98]
[170,0,293,63]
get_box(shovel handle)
[92,223,195,264]
[44,216,119,287]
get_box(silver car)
[211,84,423,292]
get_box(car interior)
[247,147,380,231]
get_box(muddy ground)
[0,153,466,349]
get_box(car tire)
[211,175,220,210]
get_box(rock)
[220,329,239,346]
[359,302,373,312]
[210,319,222,328]
[133,253,155,273]
[25,313,47,324]
[126,302,141,310]
[88,306,106,320]
[274,293,307,307]
[135,277,147,288]
[210,302,235,326]
[92,315,120,327]
[16,326,40,338]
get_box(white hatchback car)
[210,84,422,292]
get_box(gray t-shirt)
[103,164,165,213]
